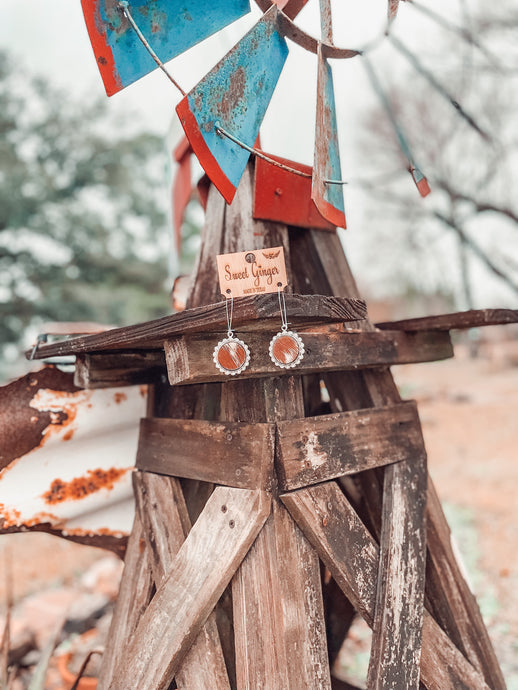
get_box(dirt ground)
[1,341,517,686]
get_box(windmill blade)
[176,6,289,204]
[81,0,251,96]
[312,44,346,229]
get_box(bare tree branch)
[434,211,518,295]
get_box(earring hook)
[277,283,289,332]
[225,290,234,338]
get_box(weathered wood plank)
[98,512,154,689]
[29,293,367,359]
[133,472,231,690]
[281,482,491,690]
[220,373,332,690]
[276,401,424,491]
[74,351,166,388]
[135,417,275,490]
[367,454,428,690]
[233,500,332,690]
[376,308,518,332]
[109,487,270,690]
[165,330,453,385]
[291,227,503,685]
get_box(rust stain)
[218,66,246,120]
[114,392,127,404]
[0,504,22,528]
[0,366,79,471]
[42,467,130,504]
[62,429,75,441]
[24,511,62,528]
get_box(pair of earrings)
[213,287,304,376]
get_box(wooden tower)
[32,161,512,689]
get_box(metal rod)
[215,124,347,186]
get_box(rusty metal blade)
[312,44,346,229]
[81,0,251,96]
[176,6,289,204]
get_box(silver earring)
[213,292,251,376]
[269,285,304,369]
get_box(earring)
[269,285,304,369]
[213,292,251,376]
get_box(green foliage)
[0,50,171,363]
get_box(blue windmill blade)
[81,0,251,96]
[312,44,346,229]
[176,6,289,204]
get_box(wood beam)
[109,487,271,690]
[136,417,275,490]
[277,401,425,491]
[165,330,453,385]
[75,351,165,388]
[29,293,366,359]
[282,482,491,690]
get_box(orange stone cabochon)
[272,334,300,364]
[217,341,247,371]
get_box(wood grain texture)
[136,417,275,490]
[109,487,270,690]
[376,308,518,332]
[291,227,503,685]
[98,513,154,689]
[233,501,331,690]
[367,454,428,690]
[74,351,166,388]
[281,482,491,690]
[276,401,425,491]
[213,177,331,689]
[165,329,453,385]
[29,294,366,359]
[133,472,231,690]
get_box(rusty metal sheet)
[312,44,346,229]
[253,153,335,231]
[176,6,289,204]
[0,367,144,542]
[81,0,251,96]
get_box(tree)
[352,0,518,310]
[0,49,172,373]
